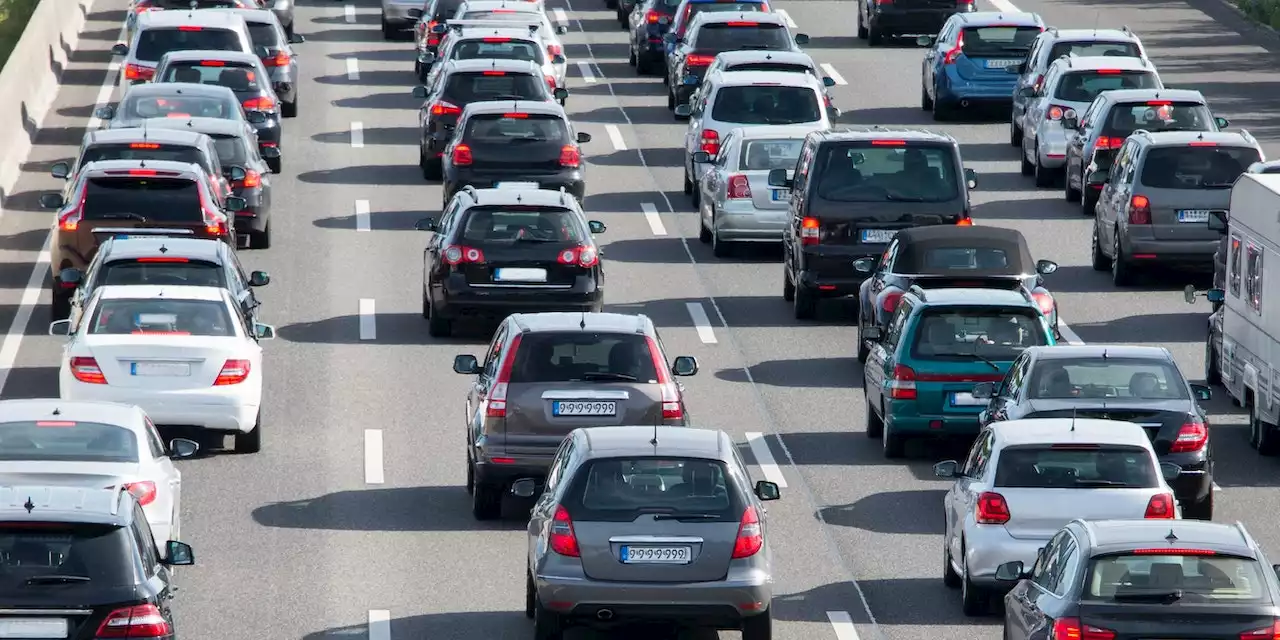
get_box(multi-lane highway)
[0,0,1277,636]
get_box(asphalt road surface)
[0,0,1277,637]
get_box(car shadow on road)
[793,579,1000,626]
[253,486,530,532]
[303,611,712,640]
[817,489,947,534]
[276,312,492,344]
[331,92,420,110]
[313,126,418,146]
[715,357,862,390]
[1,366,60,399]
[778,430,972,472]
[298,164,425,186]
[1067,311,1211,345]
[313,210,427,231]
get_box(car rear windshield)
[1028,357,1189,400]
[1140,146,1260,189]
[88,298,235,336]
[739,138,803,170]
[682,2,765,33]
[124,94,237,120]
[960,26,1041,57]
[135,27,243,62]
[1047,40,1141,60]
[1084,553,1267,603]
[921,247,1013,271]
[452,38,542,63]
[509,332,660,384]
[815,144,960,203]
[1104,101,1215,136]
[81,143,210,174]
[159,61,263,92]
[0,421,139,463]
[247,23,282,49]
[1053,70,1158,102]
[0,524,135,591]
[463,113,567,143]
[694,22,790,50]
[909,307,1047,360]
[727,62,811,74]
[564,457,744,522]
[102,259,226,288]
[994,445,1159,488]
[210,134,251,165]
[460,10,541,22]
[431,0,464,19]
[711,85,819,125]
[446,73,545,103]
[83,177,203,223]
[459,206,588,243]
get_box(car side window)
[144,417,165,459]
[792,140,815,194]
[131,504,160,571]
[884,302,911,350]
[1230,234,1243,298]
[1123,147,1142,184]
[481,323,510,379]
[1055,535,1083,597]
[1247,242,1264,313]
[1000,354,1029,399]
[438,199,463,237]
[1110,143,1131,186]
[1031,531,1068,592]
[970,432,995,479]
[960,430,990,476]
[544,437,574,494]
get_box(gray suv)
[1089,130,1263,285]
[515,426,780,640]
[452,312,698,520]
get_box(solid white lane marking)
[827,612,859,640]
[605,124,626,151]
[686,302,717,344]
[1057,320,1084,345]
[359,298,376,340]
[553,7,568,24]
[355,199,370,232]
[367,609,391,640]
[775,9,796,28]
[820,63,847,86]
[364,430,385,484]
[577,61,597,83]
[986,0,1021,12]
[345,57,360,81]
[641,202,667,236]
[344,3,356,23]
[745,432,787,488]
[350,121,364,148]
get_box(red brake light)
[242,96,276,111]
[1147,100,1172,106]
[645,335,681,420]
[881,290,904,314]
[165,112,191,118]
[547,43,564,57]
[1133,548,1217,556]
[645,9,661,21]
[888,363,916,400]
[35,421,76,427]
[1239,620,1280,640]
[1032,291,1055,316]
[1095,69,1122,74]
[96,604,172,638]
[501,111,526,118]
[483,70,508,76]
[975,491,1010,524]
[128,169,158,176]
[726,174,751,199]
[800,216,820,246]
[443,245,485,265]
[1169,420,1208,453]
[726,21,758,25]
[544,73,557,91]
[129,143,161,149]
[1143,493,1176,519]
[123,64,153,81]
[240,169,261,188]
[177,25,202,31]
[483,37,511,42]
[69,357,106,384]
[264,51,290,67]
[1188,141,1218,147]
[1053,618,1115,640]
[431,101,462,116]
[452,143,473,165]
[1047,105,1073,121]
[1128,195,1151,224]
[136,257,190,263]
[686,54,715,66]
[199,60,225,66]
[121,481,157,506]
[556,246,599,268]
[559,145,581,168]
[549,505,580,556]
[731,506,763,558]
[943,32,963,64]
[1095,136,1124,150]
[955,216,973,226]
[699,129,719,155]
[213,359,250,386]
[484,333,522,417]
[871,140,906,146]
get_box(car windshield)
[88,298,236,337]
[994,445,1159,488]
[1084,554,1267,603]
[82,177,203,223]
[910,308,1047,360]
[123,93,238,120]
[159,62,263,92]
[0,524,134,591]
[451,39,542,63]
[960,26,1041,56]
[815,144,960,203]
[0,421,139,463]
[135,27,242,62]
[210,134,250,165]
[739,138,803,170]
[463,113,567,142]
[921,247,1013,271]
[509,332,660,383]
[459,207,587,243]
[80,143,209,174]
[711,85,820,125]
[1028,357,1190,400]
[1053,70,1159,103]
[101,259,226,288]
[445,73,545,103]
[694,23,790,50]
[566,457,742,522]
[1140,146,1259,189]
[246,23,282,49]
[1048,40,1141,60]
[1104,102,1215,136]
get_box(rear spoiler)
[908,275,1026,291]
[90,227,195,238]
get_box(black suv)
[0,485,194,639]
[769,127,979,319]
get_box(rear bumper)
[435,275,602,319]
[937,75,1017,104]
[713,207,788,242]
[1122,236,1217,268]
[1168,462,1213,504]
[963,527,1047,585]
[884,402,982,436]
[537,573,771,628]
[474,457,552,487]
[60,378,259,433]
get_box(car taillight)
[1047,105,1074,121]
[484,333,522,417]
[199,185,228,237]
[1128,195,1151,224]
[443,245,485,265]
[800,216,820,246]
[69,357,106,384]
[645,9,661,21]
[557,246,599,267]
[1032,291,1055,317]
[425,20,440,45]
[1239,620,1280,640]
[559,145,581,168]
[881,290,904,314]
[123,64,153,81]
[731,505,763,558]
[263,50,291,67]
[645,335,682,420]
[452,143,473,165]
[240,169,261,188]
[547,43,563,57]
[120,481,157,506]
[1052,618,1115,640]
[96,604,171,638]
[726,174,751,199]
[1144,493,1175,519]
[955,215,973,226]
[686,54,715,67]
[699,129,719,156]
[887,364,916,400]
[1095,136,1123,150]
[1170,420,1208,453]
[943,33,963,64]
[57,198,83,232]
[975,491,1010,524]
[549,505,580,556]
[431,101,462,116]
[213,359,250,386]
[242,96,276,112]
[545,73,557,92]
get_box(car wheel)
[422,151,443,181]
[50,290,72,321]
[960,547,987,616]
[741,610,772,640]
[1033,153,1055,188]
[533,599,563,640]
[420,285,430,319]
[1082,187,1098,216]
[711,223,731,258]
[1064,167,1081,202]
[266,155,282,174]
[782,263,795,302]
[636,54,650,75]
[1019,143,1034,176]
[943,534,961,588]
[1205,339,1221,386]
[525,569,537,619]
[1253,401,1279,456]
[864,390,883,438]
[793,283,817,320]
[856,320,870,364]
[281,99,297,118]
[691,178,702,208]
[1111,229,1134,286]
[667,86,675,109]
[380,17,396,39]
[867,21,883,45]
[628,46,637,65]
[1090,223,1110,271]
[856,7,868,39]
[931,92,950,121]
[465,453,475,495]
[1182,492,1213,520]
[1009,120,1021,148]
[881,418,904,457]
[683,165,694,195]
[427,304,452,337]
[234,413,262,454]
[920,83,933,111]
[471,482,501,520]
[251,220,271,250]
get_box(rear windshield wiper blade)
[1112,590,1183,603]
[884,193,928,202]
[580,372,638,382]
[652,513,721,520]
[735,44,773,50]
[23,575,90,586]
[1072,480,1130,487]
[513,236,560,243]
[92,213,148,222]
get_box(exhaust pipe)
[960,99,971,108]
[597,610,614,621]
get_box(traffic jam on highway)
[1,0,1280,636]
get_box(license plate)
[553,401,616,416]
[984,58,1020,69]
[495,181,540,189]
[114,234,147,239]
[950,392,987,406]
[861,229,896,243]
[131,362,191,377]
[494,268,547,282]
[620,545,692,564]
[0,619,69,639]
[1177,209,1211,223]
[771,189,789,201]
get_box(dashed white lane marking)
[1214,482,1222,491]
[552,7,568,24]
[775,8,796,28]
[367,609,391,640]
[820,63,847,86]
[359,298,376,340]
[827,611,859,640]
[350,121,364,148]
[986,0,1021,12]
[1057,319,1084,345]
[344,3,356,23]
[745,432,787,488]
[686,302,717,344]
[605,124,626,151]
[345,57,360,81]
[355,199,370,232]
[641,202,667,236]
[577,61,597,83]
[364,430,385,484]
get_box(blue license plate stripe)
[620,545,629,560]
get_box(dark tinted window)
[693,22,790,50]
[459,10,541,21]
[959,26,1041,56]
[102,259,226,287]
[83,177,203,223]
[1085,554,1267,602]
[739,138,803,170]
[463,113,567,143]
[1053,70,1159,102]
[0,421,139,463]
[909,307,1047,360]
[451,39,542,63]
[565,457,743,522]
[711,85,820,125]
[922,247,1011,271]
[81,143,210,174]
[1029,357,1189,400]
[160,61,263,91]
[459,207,587,243]
[445,73,545,103]
[727,62,811,73]
[1104,102,1214,136]
[89,298,235,336]
[0,524,135,590]
[681,2,765,34]
[136,27,243,62]
[431,0,464,20]
[210,134,250,165]
[122,93,238,120]
[994,445,1159,488]
[509,332,660,383]
[1140,146,1259,189]
[246,23,282,49]
[1047,40,1141,61]
[815,144,960,203]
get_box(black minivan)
[768,127,978,320]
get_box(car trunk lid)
[1139,145,1257,242]
[83,334,242,390]
[1025,402,1191,455]
[461,112,568,174]
[575,514,739,582]
[953,25,1039,82]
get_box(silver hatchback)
[515,425,781,640]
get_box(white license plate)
[984,58,1019,69]
[621,545,692,564]
[495,181,540,189]
[771,189,789,201]
[950,392,987,406]
[554,401,616,416]
[131,361,191,377]
[494,268,547,282]
[861,229,896,243]
[1177,209,1211,223]
[0,619,69,639]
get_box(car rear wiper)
[884,193,928,202]
[93,213,148,222]
[735,44,772,50]
[513,236,559,243]
[968,339,1001,372]
[581,372,638,382]
[652,513,720,520]
[23,575,90,586]
[1072,479,1129,487]
[509,137,552,143]
[1112,590,1182,603]
[1202,182,1235,188]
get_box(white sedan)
[0,398,199,546]
[51,284,275,454]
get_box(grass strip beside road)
[0,0,39,68]
[1237,0,1280,29]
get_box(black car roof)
[893,226,1034,275]
[102,237,226,263]
[1080,520,1257,558]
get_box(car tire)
[251,221,271,250]
[1009,121,1021,148]
[1033,154,1055,188]
[1182,492,1213,520]
[782,264,795,302]
[1252,401,1279,456]
[1205,339,1220,386]
[525,569,537,619]
[699,217,712,244]
[381,18,396,40]
[284,21,294,38]
[282,99,297,118]
[266,156,282,174]
[533,599,563,640]
[667,86,675,109]
[864,390,883,438]
[628,46,637,65]
[636,54,651,75]
[793,284,817,320]
[50,290,72,321]
[920,83,933,111]
[1090,223,1110,272]
[465,454,475,495]
[1111,230,1134,286]
[711,225,731,258]
[741,610,772,640]
[235,413,262,454]
[943,537,961,588]
[867,21,883,46]
[471,483,501,520]
[856,320,870,364]
[931,94,950,122]
[428,305,452,337]
[960,547,987,616]
[1082,188,1098,216]
[1020,145,1034,176]
[421,149,443,181]
[881,419,904,458]
[1064,168,1081,202]
[683,166,694,195]
[856,8,868,39]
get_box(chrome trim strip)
[541,390,629,400]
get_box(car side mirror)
[1215,116,1229,129]
[414,217,437,232]
[50,161,71,180]
[407,8,422,17]
[1062,115,1079,130]
[575,130,590,143]
[556,24,569,34]
[588,220,606,234]
[852,257,876,274]
[1036,259,1058,275]
[1190,383,1212,402]
[1017,86,1036,99]
[673,104,692,118]
[1087,169,1109,186]
[793,33,809,45]
[253,323,276,340]
[48,320,71,336]
[249,270,270,287]
[246,111,268,124]
[111,43,129,56]
[915,35,934,46]
[260,145,282,160]
[168,438,200,459]
[289,32,306,44]
[510,478,538,498]
[822,75,836,87]
[971,382,995,400]
[223,196,247,212]
[38,193,64,209]
[412,85,429,99]
[1160,462,1183,482]
[453,354,482,374]
[162,540,194,565]
[862,326,883,342]
[552,54,567,64]
[994,560,1026,582]
[226,165,246,181]
[965,167,977,190]
[1208,209,1227,232]
[691,151,711,163]
[767,168,792,188]
[431,23,447,33]
[933,460,959,478]
[418,51,436,64]
[671,355,698,376]
[59,268,82,285]
[754,480,780,501]
[557,88,571,101]
[1206,288,1225,303]
[94,105,115,120]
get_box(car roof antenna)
[23,497,33,513]
[1165,529,1178,544]
[579,311,586,330]
[650,422,659,446]
[1070,406,1076,432]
